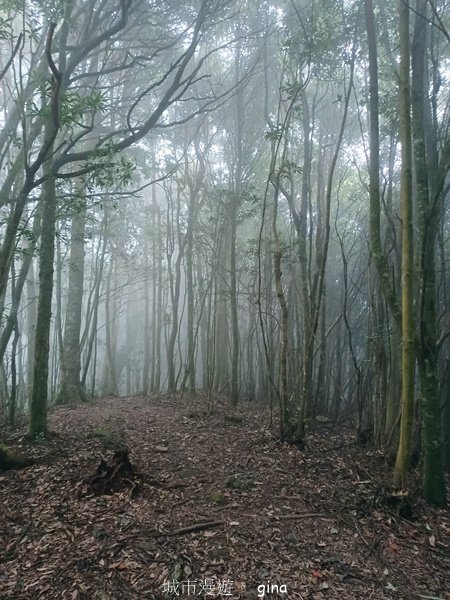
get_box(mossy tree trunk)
[411,0,446,506]
[29,169,57,437]
[29,30,63,435]
[365,0,402,333]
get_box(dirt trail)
[0,394,449,599]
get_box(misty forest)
[0,0,449,598]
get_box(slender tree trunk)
[166,186,187,393]
[81,211,107,388]
[57,194,88,404]
[229,42,244,407]
[393,0,415,488]
[0,206,41,365]
[297,91,313,436]
[314,288,327,416]
[385,319,400,442]
[142,233,151,395]
[332,308,344,420]
[151,202,163,393]
[196,250,208,389]
[103,257,119,396]
[54,229,64,387]
[230,198,239,406]
[8,260,19,428]
[339,229,363,435]
[297,48,355,437]
[213,224,229,391]
[185,197,196,393]
[26,257,37,400]
[29,168,57,437]
[182,138,208,394]
[272,185,289,439]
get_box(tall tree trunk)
[56,194,88,405]
[229,198,239,406]
[297,91,313,436]
[393,0,415,488]
[365,0,401,329]
[103,257,119,396]
[185,197,196,393]
[183,140,207,393]
[142,239,151,395]
[196,249,209,390]
[81,210,107,388]
[154,241,163,393]
[365,0,401,450]
[26,257,37,401]
[213,225,229,392]
[29,167,57,437]
[150,200,162,393]
[166,186,186,393]
[297,48,355,437]
[272,185,289,439]
[229,41,244,407]
[411,0,446,505]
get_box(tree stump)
[87,447,138,495]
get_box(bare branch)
[45,23,61,82]
[0,33,23,82]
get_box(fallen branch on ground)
[270,513,327,520]
[166,521,224,536]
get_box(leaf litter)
[0,394,449,599]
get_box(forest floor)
[0,394,449,600]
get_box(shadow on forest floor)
[0,394,449,599]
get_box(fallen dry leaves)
[0,393,449,599]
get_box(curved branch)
[0,33,23,81]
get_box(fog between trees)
[0,0,449,505]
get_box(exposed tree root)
[86,447,139,496]
[0,445,34,471]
